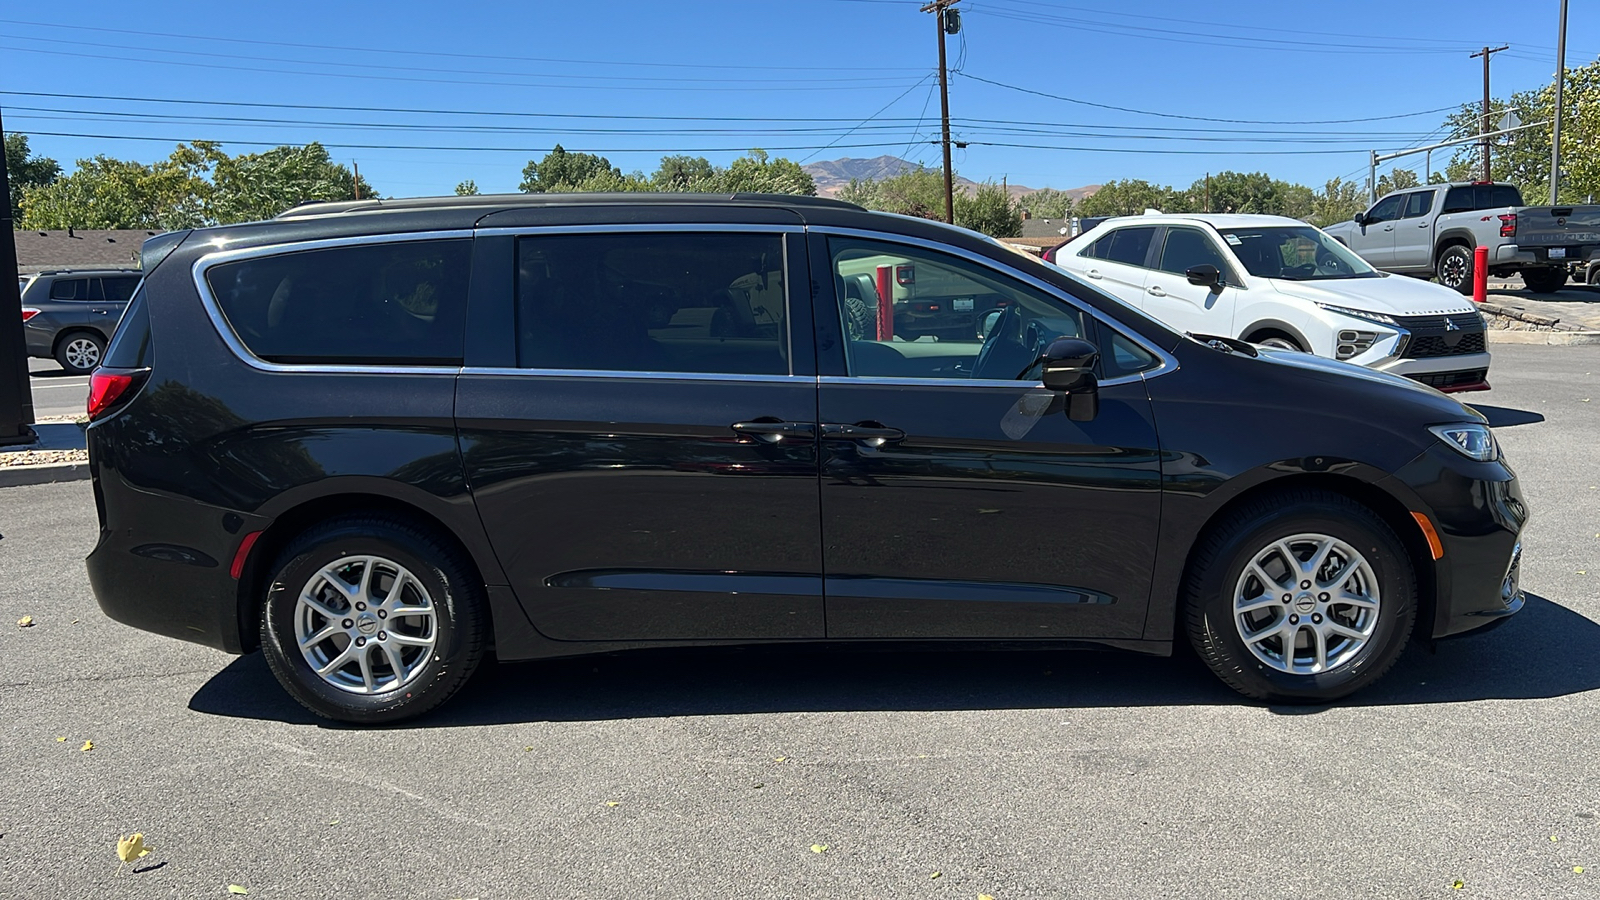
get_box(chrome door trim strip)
[475,223,805,237]
[462,367,816,385]
[191,230,474,375]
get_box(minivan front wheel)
[260,515,487,724]
[1184,491,1416,703]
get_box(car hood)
[1266,274,1477,316]
[1249,344,1486,422]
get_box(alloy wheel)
[64,337,101,371]
[1232,533,1381,675]
[294,555,437,694]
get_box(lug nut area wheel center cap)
[1294,593,1317,614]
[355,613,380,636]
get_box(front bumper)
[1383,444,1528,639]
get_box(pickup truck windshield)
[1219,226,1381,281]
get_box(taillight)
[895,265,915,286]
[1498,213,1517,238]
[21,308,40,321]
[87,367,147,420]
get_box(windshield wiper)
[1188,333,1259,357]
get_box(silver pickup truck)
[1323,181,1600,294]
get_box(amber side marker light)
[1411,511,1445,560]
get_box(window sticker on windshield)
[1224,234,1243,246]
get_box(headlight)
[1315,302,1397,326]
[1429,423,1499,461]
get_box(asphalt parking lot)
[26,358,92,421]
[1,342,1596,899]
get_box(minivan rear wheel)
[259,515,487,724]
[56,331,105,375]
[1184,490,1416,703]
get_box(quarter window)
[206,239,471,366]
[515,232,788,376]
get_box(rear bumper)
[1386,445,1528,639]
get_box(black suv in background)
[87,195,1526,724]
[20,268,143,374]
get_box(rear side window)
[1086,227,1156,267]
[100,276,141,302]
[515,232,788,376]
[49,278,90,300]
[205,239,471,366]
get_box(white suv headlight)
[1429,423,1499,461]
[1315,302,1398,326]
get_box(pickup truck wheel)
[1521,268,1568,294]
[1437,245,1475,295]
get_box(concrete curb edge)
[0,462,91,488]
[1487,330,1600,346]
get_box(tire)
[842,293,875,340]
[1183,490,1416,704]
[1436,244,1475,296]
[1255,335,1304,352]
[1587,263,1600,286]
[259,514,488,724]
[1521,267,1568,294]
[55,331,106,375]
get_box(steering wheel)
[1283,263,1318,278]
[971,304,1030,381]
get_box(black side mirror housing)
[1039,337,1100,421]
[1353,212,1368,226]
[1185,264,1223,291]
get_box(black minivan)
[87,194,1526,723]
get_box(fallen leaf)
[327,820,339,826]
[980,895,995,900]
[116,833,151,863]
[17,616,34,628]
[774,756,787,762]
[752,782,765,789]
[931,871,942,880]
[1577,866,1587,874]
[810,844,828,854]
[1580,571,1589,575]
[604,801,620,807]
[81,740,93,752]
[1451,879,1465,890]
[523,746,533,752]
[56,736,66,742]
[1553,835,1560,842]
[228,886,249,895]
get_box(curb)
[0,462,91,488]
[1487,330,1600,346]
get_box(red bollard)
[874,265,894,340]
[1472,246,1489,303]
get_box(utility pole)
[921,0,960,224]
[1551,0,1569,204]
[0,106,37,444]
[1204,173,1211,213]
[353,161,362,200]
[1471,45,1510,181]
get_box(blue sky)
[1,0,1589,196]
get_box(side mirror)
[1040,337,1100,421]
[1352,212,1368,226]
[978,308,1004,339]
[1185,264,1223,291]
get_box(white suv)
[1052,213,1492,393]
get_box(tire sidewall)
[56,332,105,375]
[1197,504,1415,702]
[261,528,469,723]
[1438,246,1473,295]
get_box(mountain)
[802,155,1098,202]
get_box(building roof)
[13,229,154,274]
[1018,216,1077,239]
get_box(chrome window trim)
[462,367,815,385]
[808,225,1178,382]
[476,223,805,237]
[191,230,474,375]
[819,372,1147,389]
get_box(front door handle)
[1085,268,1103,280]
[822,422,906,447]
[1383,225,1394,232]
[1147,285,1167,297]
[731,420,815,443]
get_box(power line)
[958,73,1461,125]
[799,75,936,163]
[12,130,933,155]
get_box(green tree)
[955,181,1022,237]
[839,166,945,219]
[1376,168,1421,196]
[650,155,717,191]
[18,151,209,230]
[206,142,376,223]
[5,134,61,224]
[1308,177,1366,227]
[716,149,816,195]
[455,179,480,196]
[1017,188,1075,219]
[519,144,622,192]
[1075,179,1179,217]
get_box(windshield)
[1219,226,1380,280]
